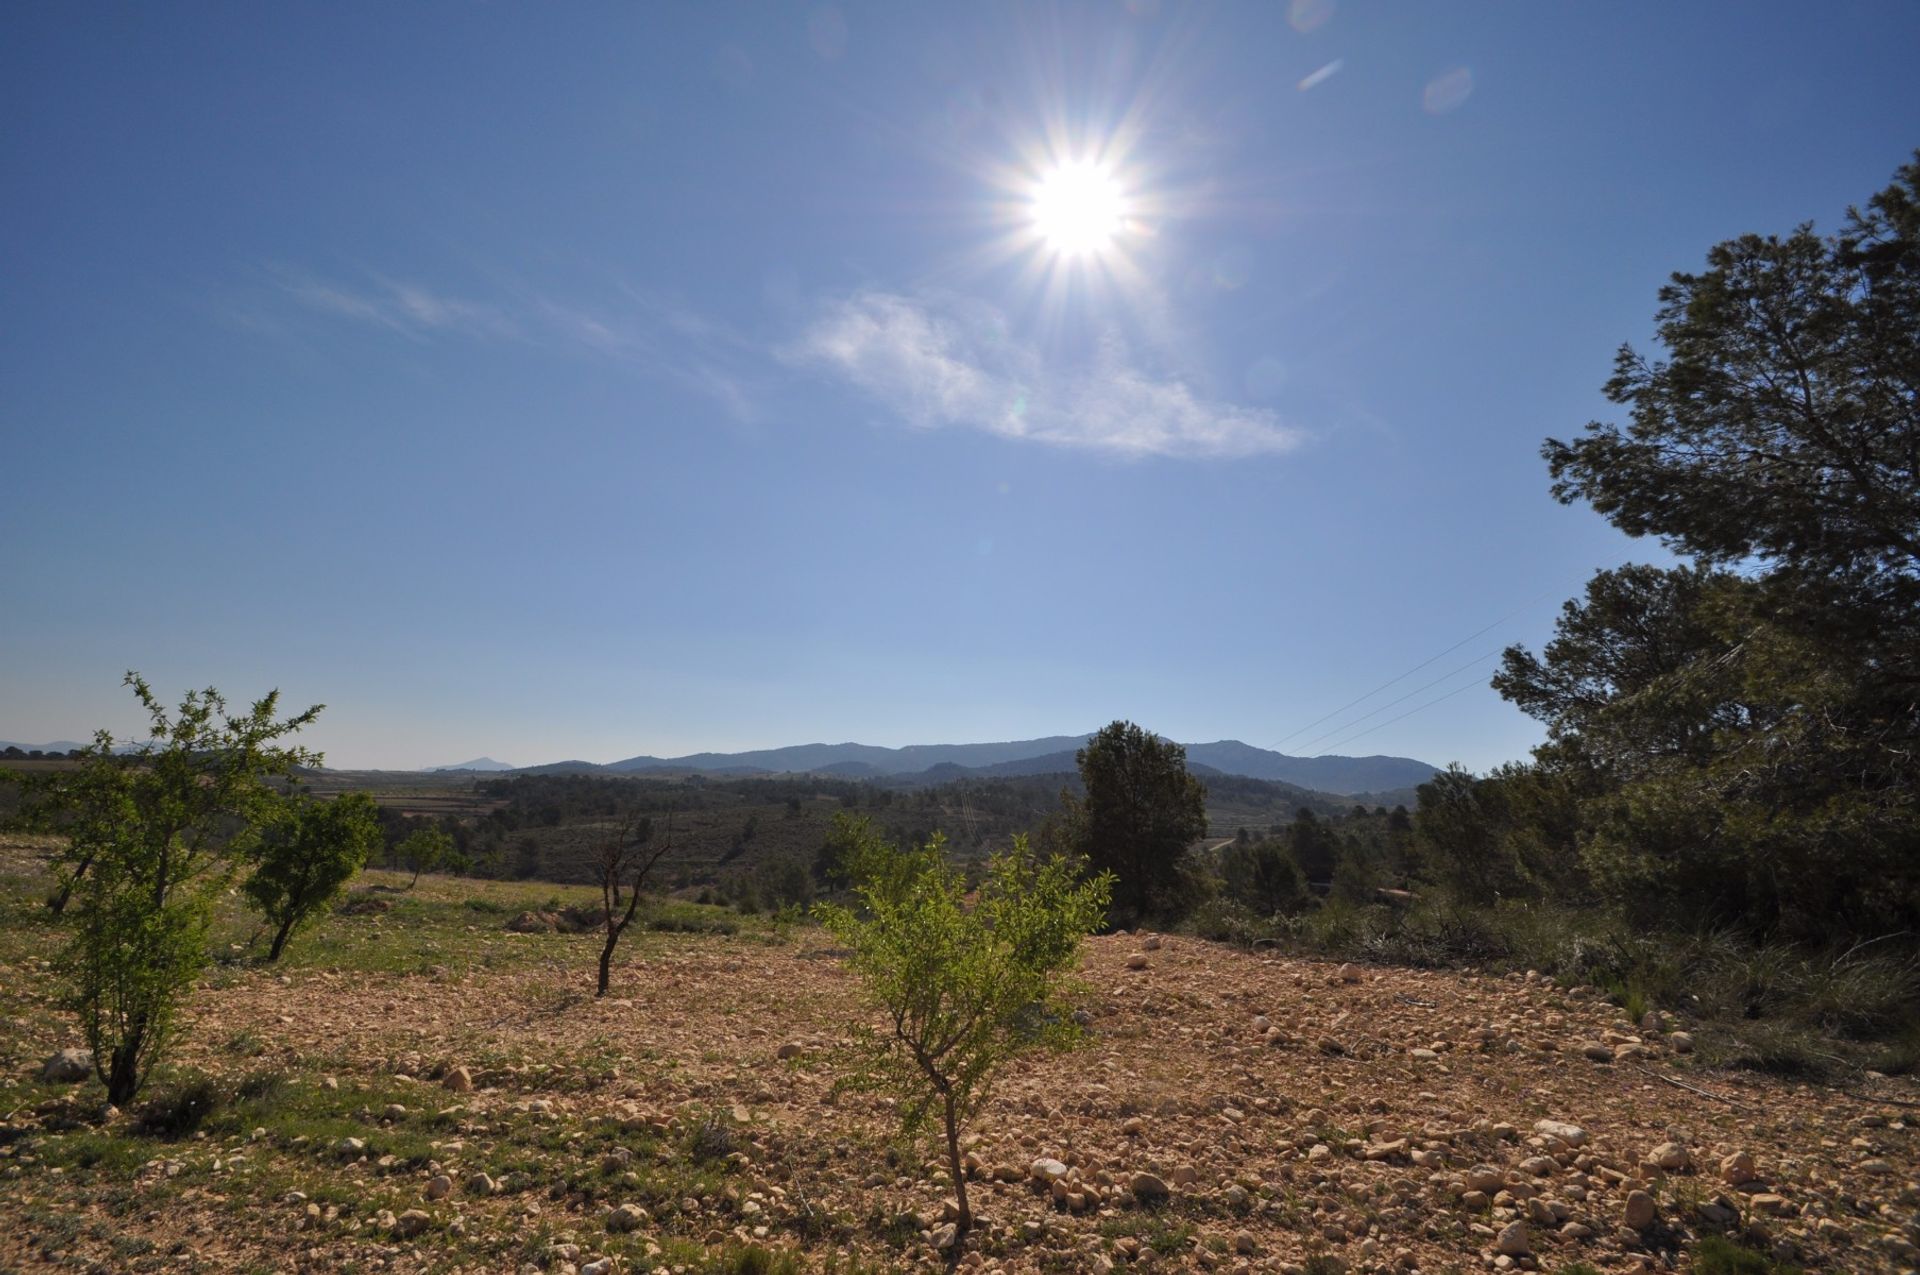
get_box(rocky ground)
[0,855,1916,1274]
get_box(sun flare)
[1031,161,1127,257]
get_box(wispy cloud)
[271,269,517,341]
[267,269,760,421]
[782,291,1303,460]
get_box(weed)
[137,1074,223,1139]
[706,1246,804,1275]
[1690,1234,1804,1275]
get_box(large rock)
[40,1049,93,1083]
[1533,1119,1588,1148]
[1495,1222,1531,1256]
[1720,1151,1758,1186]
[1129,1172,1170,1202]
[442,1065,474,1093]
[1622,1190,1657,1230]
[1648,1141,1691,1173]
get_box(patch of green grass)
[705,1245,805,1275]
[1142,1218,1194,1257]
[1690,1234,1804,1275]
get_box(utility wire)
[1290,648,1504,755]
[1269,589,1556,751]
[1314,678,1486,756]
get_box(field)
[1,836,1915,1275]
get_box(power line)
[1314,678,1487,756]
[1290,648,1504,755]
[1269,590,1554,751]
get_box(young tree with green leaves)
[54,673,322,1104]
[396,824,462,889]
[246,791,380,962]
[816,817,1111,1243]
[1061,720,1207,927]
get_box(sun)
[1031,160,1128,257]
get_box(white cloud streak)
[272,270,517,341]
[269,270,759,421]
[783,291,1302,460]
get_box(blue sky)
[4,3,1917,772]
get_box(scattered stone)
[1669,1031,1694,1053]
[1750,1193,1796,1217]
[776,1042,804,1060]
[40,1049,93,1083]
[1622,1190,1657,1230]
[1129,1172,1170,1202]
[1126,953,1150,970]
[1720,1151,1757,1185]
[1580,1041,1614,1062]
[1533,1119,1588,1147]
[1031,1158,1068,1184]
[394,1209,431,1238]
[607,1203,647,1233]
[931,1223,957,1250]
[442,1066,473,1093]
[337,1137,366,1156]
[1143,935,1162,951]
[425,1174,452,1201]
[466,1171,497,1195]
[1494,1221,1530,1256]
[1648,1141,1690,1173]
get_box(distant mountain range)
[519,735,1436,796]
[427,757,516,772]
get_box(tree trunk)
[108,1031,143,1106]
[48,852,94,915]
[943,1090,971,1241]
[408,867,421,890]
[597,926,619,997]
[267,917,294,962]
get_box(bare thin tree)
[595,809,674,997]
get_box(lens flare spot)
[1289,0,1335,33]
[1422,66,1474,115]
[1298,59,1343,92]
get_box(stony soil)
[1,875,1916,1274]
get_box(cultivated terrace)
[0,840,1915,1275]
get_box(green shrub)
[1690,1234,1803,1275]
